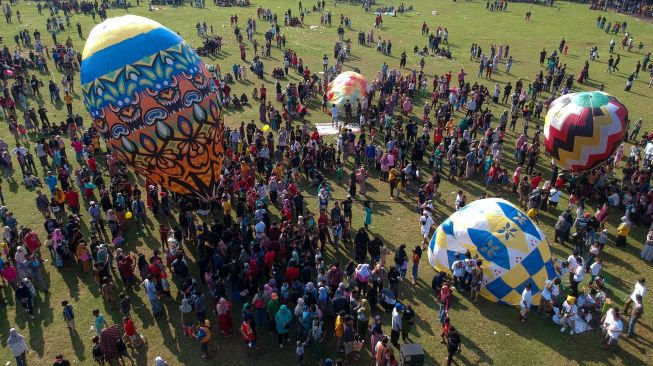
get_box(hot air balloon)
[326,71,370,107]
[544,91,627,172]
[428,198,557,306]
[81,15,224,200]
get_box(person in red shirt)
[263,250,276,273]
[23,229,42,257]
[87,156,97,174]
[240,318,259,355]
[260,84,267,101]
[65,188,80,215]
[159,225,171,249]
[440,316,451,343]
[285,265,300,283]
[123,316,143,347]
[118,254,136,289]
[530,172,543,189]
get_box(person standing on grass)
[519,282,532,322]
[624,278,646,314]
[6,328,29,366]
[91,335,105,365]
[401,305,415,342]
[446,326,462,366]
[275,304,292,347]
[62,300,75,330]
[411,246,422,284]
[93,309,107,335]
[390,303,403,347]
[625,294,643,338]
[195,320,211,359]
[342,315,356,363]
[470,260,483,303]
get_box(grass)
[0,1,653,365]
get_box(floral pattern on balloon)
[81,15,224,200]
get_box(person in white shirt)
[601,309,623,350]
[589,258,603,286]
[576,289,596,310]
[419,211,434,247]
[463,252,475,291]
[519,283,533,322]
[548,187,562,211]
[571,264,584,296]
[560,296,578,335]
[450,253,465,291]
[538,281,553,315]
[624,278,646,314]
[566,251,582,286]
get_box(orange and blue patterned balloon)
[81,15,224,200]
[544,91,627,172]
[326,71,369,107]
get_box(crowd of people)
[0,1,651,366]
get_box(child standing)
[411,246,422,285]
[91,336,105,365]
[62,300,76,331]
[93,309,107,335]
[296,340,305,365]
[400,259,408,280]
[119,292,132,318]
[364,201,372,229]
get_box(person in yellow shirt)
[64,92,73,115]
[222,194,232,219]
[388,166,400,198]
[616,216,631,247]
[334,311,345,353]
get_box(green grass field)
[1,1,653,365]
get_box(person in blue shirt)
[44,171,57,191]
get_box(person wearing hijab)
[280,282,290,304]
[616,216,631,247]
[355,264,371,296]
[294,298,306,338]
[267,293,281,334]
[275,304,293,347]
[7,328,29,366]
[180,298,194,337]
[391,303,403,347]
[216,297,233,336]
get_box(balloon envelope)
[428,198,557,306]
[326,71,369,107]
[81,15,224,200]
[543,91,627,172]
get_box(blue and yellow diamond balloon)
[428,198,557,306]
[81,15,224,200]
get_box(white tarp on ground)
[315,123,361,136]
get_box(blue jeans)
[439,304,447,326]
[412,263,419,279]
[628,316,637,336]
[15,353,26,366]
